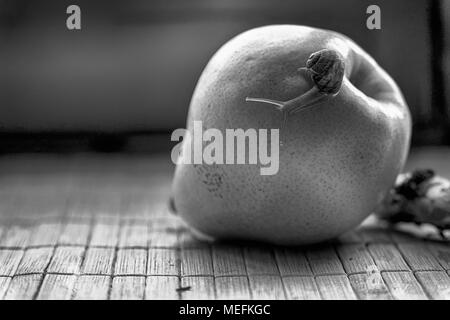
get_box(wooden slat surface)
[0,276,11,300]
[0,249,24,276]
[336,244,375,274]
[397,243,443,271]
[111,276,146,300]
[315,275,357,300]
[82,248,115,275]
[282,276,321,300]
[90,223,120,247]
[114,249,148,276]
[4,274,42,300]
[147,248,179,276]
[145,276,179,300]
[348,273,392,300]
[382,271,428,299]
[73,275,110,300]
[416,271,450,299]
[306,246,346,275]
[58,223,91,246]
[215,276,251,299]
[0,227,30,248]
[16,248,53,275]
[367,244,410,271]
[181,249,214,276]
[248,276,286,300]
[274,248,312,276]
[212,246,247,277]
[37,274,77,300]
[180,276,215,300]
[119,223,149,248]
[427,243,450,270]
[244,247,279,276]
[0,153,449,300]
[28,223,61,247]
[48,246,84,274]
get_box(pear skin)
[172,25,411,245]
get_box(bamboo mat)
[0,153,449,300]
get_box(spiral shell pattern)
[306,49,345,95]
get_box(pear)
[172,25,411,245]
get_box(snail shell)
[305,49,345,95]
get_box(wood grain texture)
[73,275,110,300]
[306,246,345,275]
[282,276,321,300]
[348,273,392,300]
[316,275,357,300]
[336,244,375,274]
[215,276,251,300]
[368,244,409,271]
[58,223,91,246]
[397,243,443,271]
[0,276,11,300]
[180,276,215,300]
[427,242,450,270]
[1,154,449,300]
[145,276,179,300]
[181,248,213,276]
[37,274,77,300]
[382,271,428,299]
[0,249,24,276]
[248,276,286,300]
[415,271,450,299]
[244,247,279,276]
[114,249,148,275]
[47,246,85,274]
[212,246,246,277]
[147,249,179,276]
[4,274,42,300]
[82,248,115,275]
[0,226,30,249]
[28,223,61,247]
[90,223,120,247]
[119,222,149,248]
[274,248,312,276]
[111,276,146,300]
[16,247,53,275]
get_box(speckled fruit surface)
[172,25,411,245]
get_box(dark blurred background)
[0,0,448,152]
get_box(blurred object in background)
[0,0,448,146]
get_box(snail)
[246,49,345,115]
